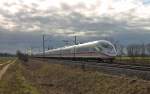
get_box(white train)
[36,40,117,61]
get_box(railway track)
[58,60,150,80]
[34,57,150,72]
[33,57,150,80]
[50,60,150,72]
[92,62,150,72]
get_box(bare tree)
[141,43,146,57]
[146,43,150,56]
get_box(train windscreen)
[96,42,117,56]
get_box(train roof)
[45,40,113,53]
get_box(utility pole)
[42,34,45,57]
[48,45,50,50]
[75,36,77,45]
[74,35,77,57]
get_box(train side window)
[76,47,89,52]
[67,49,71,53]
[55,51,61,55]
[62,50,65,54]
[51,52,54,54]
[62,49,71,54]
[100,43,113,49]
[76,47,80,53]
[81,47,89,52]
[70,48,74,53]
[89,46,96,52]
[75,47,81,53]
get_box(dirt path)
[0,60,16,80]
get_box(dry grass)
[0,57,15,73]
[0,60,40,94]
[115,56,150,66]
[0,57,15,64]
[21,59,150,94]
[1,58,150,94]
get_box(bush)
[16,51,29,62]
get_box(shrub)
[16,50,29,62]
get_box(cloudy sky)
[0,0,150,53]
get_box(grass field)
[0,57,16,64]
[20,59,150,94]
[115,56,150,60]
[1,59,150,94]
[0,57,16,71]
[115,56,150,65]
[0,60,40,94]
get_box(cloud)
[0,0,150,53]
[0,0,149,33]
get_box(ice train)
[36,40,117,61]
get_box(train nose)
[104,50,117,56]
[109,51,117,56]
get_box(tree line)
[0,53,15,57]
[115,43,150,57]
